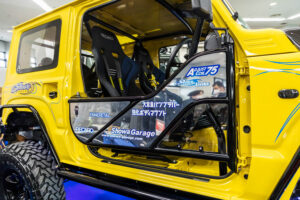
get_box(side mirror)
[192,0,213,22]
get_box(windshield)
[226,0,300,29]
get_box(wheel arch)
[0,104,60,166]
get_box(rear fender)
[0,104,60,166]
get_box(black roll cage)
[70,47,236,173]
[75,0,237,173]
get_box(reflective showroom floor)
[64,180,135,200]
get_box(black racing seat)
[133,42,165,94]
[91,26,144,97]
[81,63,99,96]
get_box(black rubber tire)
[0,141,66,200]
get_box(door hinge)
[237,154,249,168]
[236,60,249,76]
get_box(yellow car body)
[1,0,299,199]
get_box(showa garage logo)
[11,82,41,95]
[186,64,220,77]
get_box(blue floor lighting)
[64,180,135,200]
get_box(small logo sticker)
[89,112,110,118]
[11,82,41,95]
[173,79,210,87]
[75,127,94,134]
[186,65,220,77]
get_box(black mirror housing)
[192,0,213,22]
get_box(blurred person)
[182,90,204,107]
[188,90,204,100]
[212,81,226,97]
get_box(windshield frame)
[221,0,249,29]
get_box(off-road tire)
[0,141,66,200]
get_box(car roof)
[82,0,209,45]
[15,0,209,45]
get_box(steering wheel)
[165,38,192,79]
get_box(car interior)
[79,0,222,98]
[75,0,231,177]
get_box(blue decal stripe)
[278,104,299,135]
[275,103,300,142]
[255,60,300,142]
[266,60,300,65]
[255,60,300,76]
[277,105,300,141]
[255,70,300,76]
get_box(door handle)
[278,89,299,99]
[49,91,57,99]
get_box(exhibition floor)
[64,180,135,200]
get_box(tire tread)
[1,141,66,200]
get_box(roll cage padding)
[204,32,222,51]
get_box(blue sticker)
[132,109,166,117]
[75,127,94,133]
[11,82,41,95]
[89,112,110,118]
[173,79,210,87]
[186,64,220,77]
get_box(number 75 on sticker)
[186,64,220,77]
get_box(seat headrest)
[133,42,155,68]
[204,32,222,51]
[91,26,124,58]
[134,42,148,56]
